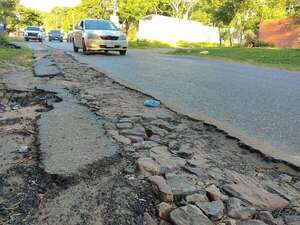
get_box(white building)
[137,15,220,43]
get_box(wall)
[259,17,300,48]
[137,15,220,43]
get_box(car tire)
[73,41,79,53]
[82,39,89,55]
[39,38,43,42]
[119,50,127,55]
[25,38,29,42]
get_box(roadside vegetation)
[0,34,32,67]
[129,40,228,49]
[170,47,300,71]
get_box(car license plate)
[106,44,114,48]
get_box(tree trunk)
[125,20,130,36]
[218,27,222,46]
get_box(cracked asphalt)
[28,41,300,164]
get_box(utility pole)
[110,0,120,28]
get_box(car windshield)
[50,30,61,35]
[85,20,118,30]
[27,26,40,31]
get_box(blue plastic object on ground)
[144,100,160,107]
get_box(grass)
[0,33,32,67]
[129,39,230,49]
[8,36,24,42]
[129,40,173,49]
[0,46,32,67]
[170,47,300,71]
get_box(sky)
[20,0,81,12]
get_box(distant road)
[29,41,300,166]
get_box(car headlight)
[119,34,127,40]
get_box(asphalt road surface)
[29,41,300,164]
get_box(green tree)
[119,0,159,33]
[0,0,18,31]
[16,4,43,28]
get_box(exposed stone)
[148,175,173,203]
[175,123,189,132]
[150,146,186,172]
[137,157,161,177]
[127,135,144,143]
[18,145,29,153]
[150,119,175,131]
[158,202,174,220]
[186,193,208,204]
[206,184,221,201]
[273,217,285,225]
[166,173,198,197]
[116,122,133,129]
[196,200,224,221]
[147,125,169,137]
[222,183,289,210]
[187,157,208,169]
[221,194,229,201]
[149,135,162,143]
[159,220,172,225]
[144,212,158,225]
[118,117,132,123]
[224,219,237,225]
[278,174,292,183]
[227,197,256,220]
[284,216,300,225]
[184,166,205,177]
[293,181,300,191]
[119,125,147,137]
[170,204,214,225]
[169,140,178,149]
[265,181,300,202]
[174,144,194,159]
[257,211,274,225]
[239,220,268,225]
[133,141,159,150]
[103,122,115,130]
[108,130,131,145]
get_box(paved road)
[32,41,300,164]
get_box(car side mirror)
[75,25,82,30]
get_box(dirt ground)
[0,49,299,225]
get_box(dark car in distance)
[48,30,63,42]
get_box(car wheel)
[73,40,79,53]
[24,38,29,42]
[82,39,89,55]
[39,38,43,42]
[119,50,127,55]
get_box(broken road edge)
[66,51,300,170]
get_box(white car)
[72,19,128,55]
[24,26,44,42]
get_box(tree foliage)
[16,4,43,27]
[3,0,298,43]
[0,0,18,29]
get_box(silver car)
[24,26,44,42]
[73,19,128,55]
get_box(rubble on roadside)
[0,49,299,225]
